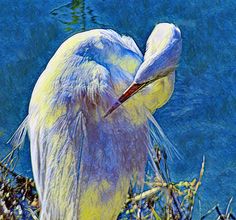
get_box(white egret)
[11,23,182,219]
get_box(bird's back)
[28,29,149,220]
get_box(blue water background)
[0,0,235,218]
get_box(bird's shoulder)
[64,29,142,58]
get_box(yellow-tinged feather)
[79,178,129,220]
[141,74,175,113]
[47,148,77,219]
[122,74,175,123]
[109,54,140,75]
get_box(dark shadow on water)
[50,0,105,33]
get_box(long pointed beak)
[104,82,147,118]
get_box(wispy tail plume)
[145,109,182,160]
[7,116,28,149]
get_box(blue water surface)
[0,0,235,218]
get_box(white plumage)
[11,23,182,219]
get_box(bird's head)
[104,23,182,117]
